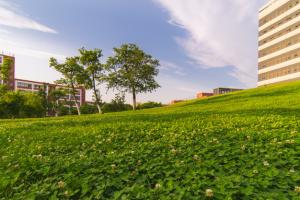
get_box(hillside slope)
[1,81,300,199]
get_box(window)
[17,82,32,89]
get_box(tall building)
[0,54,15,90]
[258,0,300,86]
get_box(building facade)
[258,0,300,86]
[196,92,214,99]
[15,79,86,106]
[0,54,15,90]
[213,88,243,95]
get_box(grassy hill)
[1,81,300,199]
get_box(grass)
[1,81,300,199]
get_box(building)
[258,0,300,86]
[196,92,214,99]
[170,100,184,104]
[0,54,15,90]
[213,88,243,95]
[15,79,86,106]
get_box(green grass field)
[1,81,300,199]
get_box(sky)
[0,0,268,104]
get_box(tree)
[49,57,85,115]
[0,91,44,118]
[78,47,104,114]
[37,84,49,116]
[0,56,12,86]
[106,44,160,110]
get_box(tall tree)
[106,44,160,110]
[78,47,104,114]
[49,57,85,115]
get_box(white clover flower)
[295,186,300,193]
[253,169,258,174]
[58,181,65,189]
[205,189,213,197]
[79,154,84,158]
[137,160,142,165]
[64,191,69,196]
[111,164,117,169]
[290,169,295,173]
[286,139,295,144]
[241,145,246,151]
[263,161,270,167]
[155,183,161,189]
[193,155,199,160]
[171,149,177,154]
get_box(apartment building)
[0,54,15,90]
[15,79,86,106]
[258,0,300,86]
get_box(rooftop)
[259,0,280,12]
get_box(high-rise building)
[0,54,15,90]
[258,0,300,86]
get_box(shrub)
[137,101,163,110]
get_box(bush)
[102,102,132,113]
[80,104,98,114]
[137,101,163,110]
[0,91,44,118]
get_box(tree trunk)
[132,88,136,110]
[92,76,102,114]
[73,95,81,115]
[71,84,81,115]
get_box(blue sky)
[0,0,268,103]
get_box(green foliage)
[50,57,85,115]
[102,93,133,113]
[0,91,44,118]
[80,103,98,114]
[2,81,300,199]
[48,88,68,116]
[106,43,160,110]
[0,57,12,82]
[137,101,163,110]
[78,47,104,114]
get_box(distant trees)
[137,101,163,110]
[0,43,161,119]
[50,44,160,112]
[106,44,160,110]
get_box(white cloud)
[160,60,187,76]
[0,38,65,60]
[155,0,268,86]
[0,0,57,33]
